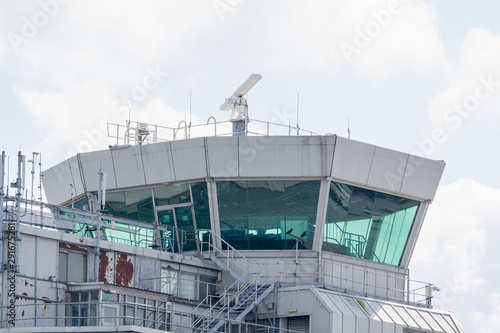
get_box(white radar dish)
[220,74,262,111]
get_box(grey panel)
[367,147,409,194]
[19,235,36,276]
[135,256,162,291]
[206,136,239,178]
[42,160,74,205]
[400,156,445,200]
[331,137,375,186]
[67,155,85,196]
[36,238,58,279]
[111,145,146,188]
[79,150,117,192]
[140,142,176,185]
[239,136,335,178]
[170,138,207,181]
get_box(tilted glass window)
[103,188,154,223]
[59,251,88,283]
[217,180,320,250]
[323,181,419,266]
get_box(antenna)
[189,90,192,138]
[348,118,351,139]
[296,93,300,135]
[220,74,262,136]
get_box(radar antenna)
[220,74,262,136]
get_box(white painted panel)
[239,136,334,177]
[36,280,57,301]
[331,137,375,186]
[111,145,146,188]
[17,276,36,300]
[140,142,175,185]
[330,294,356,332]
[206,136,239,178]
[15,299,35,327]
[19,235,36,276]
[42,160,73,205]
[401,156,445,200]
[367,147,409,194]
[68,155,85,196]
[36,280,58,327]
[36,238,58,279]
[79,150,116,192]
[170,138,207,181]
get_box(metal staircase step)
[204,253,247,285]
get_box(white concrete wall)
[43,135,445,205]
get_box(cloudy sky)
[1,1,499,331]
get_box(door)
[101,304,120,326]
[155,203,199,253]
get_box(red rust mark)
[99,250,110,282]
[41,296,51,303]
[21,310,24,317]
[59,242,88,253]
[22,292,28,297]
[25,281,29,286]
[115,253,134,286]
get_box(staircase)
[181,231,279,333]
[194,283,275,333]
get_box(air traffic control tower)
[3,75,463,332]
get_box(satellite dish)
[220,74,262,136]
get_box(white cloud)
[411,178,500,330]
[427,28,500,128]
[333,0,448,76]
[470,292,500,333]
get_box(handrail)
[106,117,322,146]
[180,231,259,331]
[324,217,381,263]
[0,300,306,333]
[187,231,314,332]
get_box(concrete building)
[0,117,463,332]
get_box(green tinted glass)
[217,180,320,250]
[323,182,419,266]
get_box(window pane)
[125,189,154,223]
[217,180,320,250]
[323,181,419,266]
[161,270,178,296]
[103,306,116,324]
[137,308,146,327]
[67,253,87,283]
[191,182,210,231]
[59,252,68,283]
[178,273,197,300]
[146,309,156,328]
[153,183,190,206]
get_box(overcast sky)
[1,1,500,331]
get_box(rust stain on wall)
[59,242,88,253]
[99,250,110,283]
[115,253,134,287]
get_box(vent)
[287,315,310,333]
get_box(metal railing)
[0,300,305,333]
[107,118,321,146]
